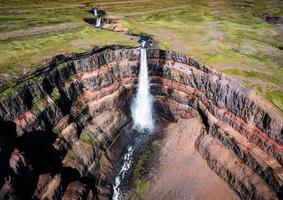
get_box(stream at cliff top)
[112,41,154,200]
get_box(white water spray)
[95,17,101,28]
[131,40,154,131]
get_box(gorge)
[0,45,282,200]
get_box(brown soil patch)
[141,117,239,200]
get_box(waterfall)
[95,17,101,28]
[112,40,153,200]
[94,9,98,16]
[131,40,154,131]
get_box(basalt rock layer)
[0,46,282,200]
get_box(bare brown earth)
[141,117,239,200]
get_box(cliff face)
[0,46,282,200]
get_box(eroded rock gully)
[0,46,282,200]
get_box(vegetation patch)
[52,126,60,135]
[0,26,136,73]
[265,90,283,111]
[80,129,96,146]
[224,69,241,76]
[133,139,161,197]
[224,69,260,78]
[50,87,60,100]
[31,98,45,114]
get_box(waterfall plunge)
[131,41,154,131]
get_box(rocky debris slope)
[0,46,282,199]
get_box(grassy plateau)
[0,0,282,111]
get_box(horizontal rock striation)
[0,46,282,199]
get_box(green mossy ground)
[0,27,136,73]
[80,129,97,146]
[133,140,161,197]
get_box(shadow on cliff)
[0,118,17,189]
[83,18,97,26]
[0,115,81,199]
[16,127,81,198]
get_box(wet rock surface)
[0,46,282,199]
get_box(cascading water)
[94,9,98,16]
[131,40,154,131]
[112,40,153,200]
[95,17,101,28]
[112,146,134,200]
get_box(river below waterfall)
[111,117,239,200]
[111,117,168,200]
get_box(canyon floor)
[120,117,239,200]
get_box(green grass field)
[0,0,282,110]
